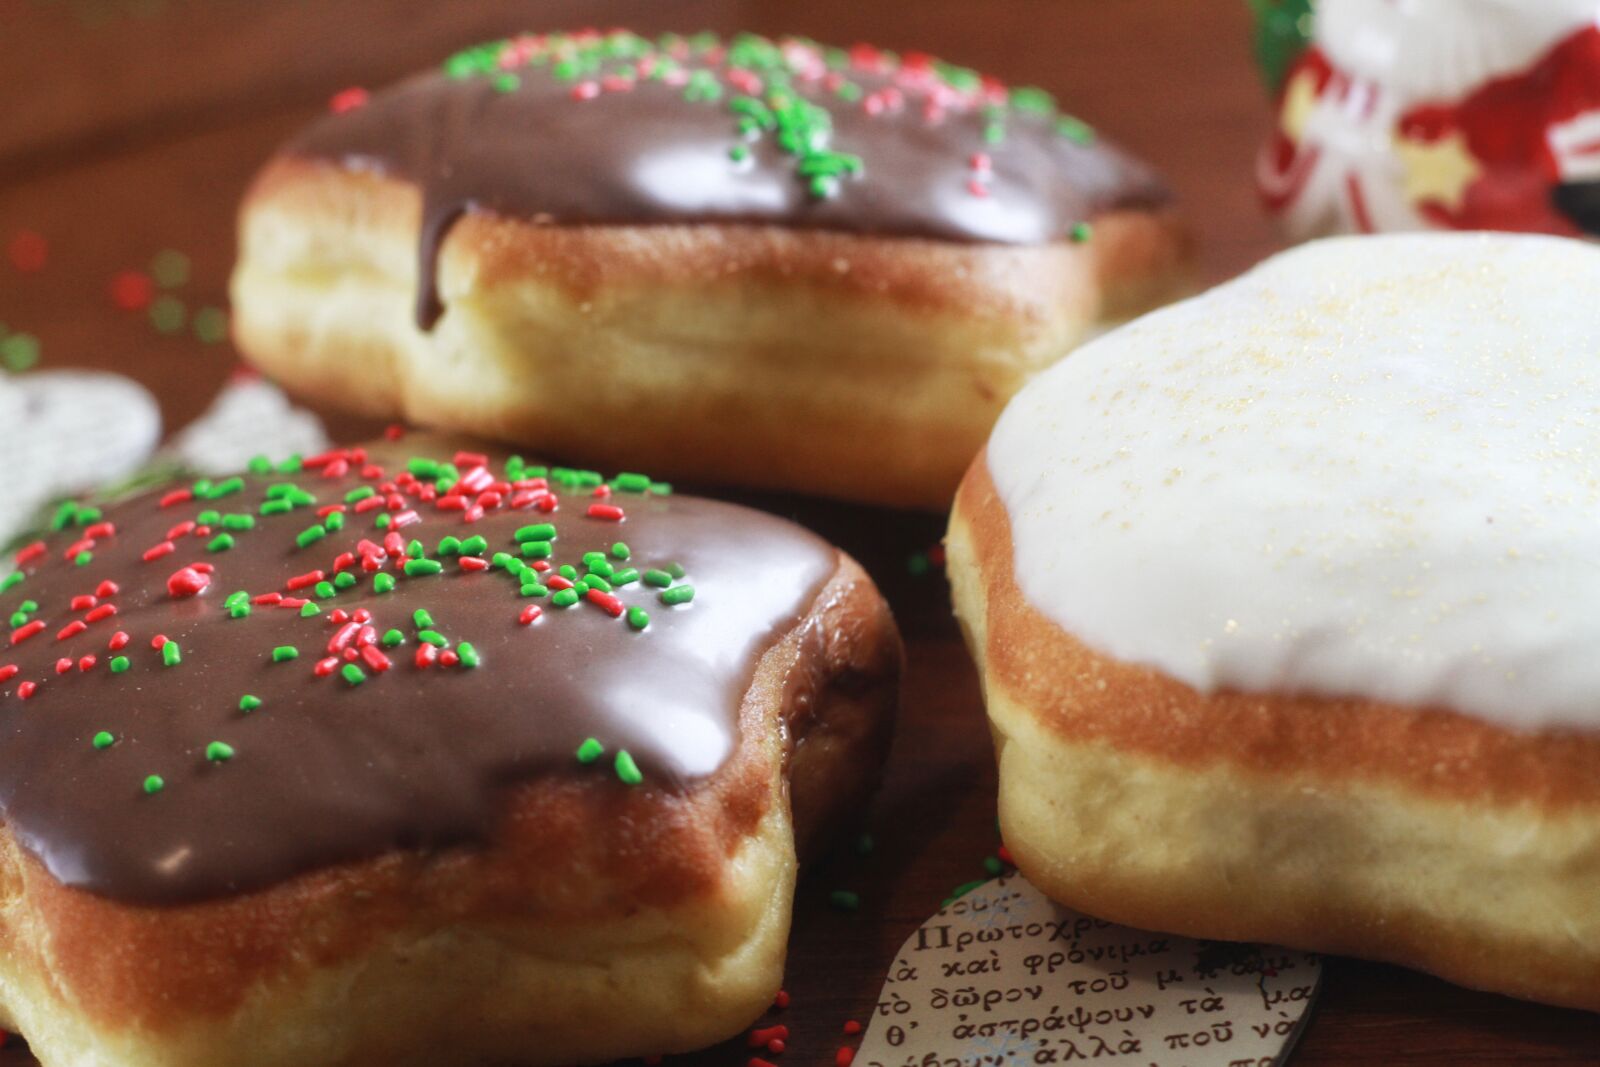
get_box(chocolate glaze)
[0,442,836,904]
[283,32,1172,326]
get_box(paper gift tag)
[165,373,328,474]
[0,370,160,547]
[859,873,1321,1067]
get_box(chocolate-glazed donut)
[232,31,1193,509]
[0,435,900,1067]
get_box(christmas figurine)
[1257,0,1600,238]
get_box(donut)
[0,434,900,1066]
[230,30,1192,510]
[948,233,1600,1011]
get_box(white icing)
[165,374,328,475]
[986,233,1600,732]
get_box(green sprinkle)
[143,774,165,795]
[491,552,513,569]
[610,542,631,560]
[312,580,335,599]
[74,551,92,567]
[374,514,391,529]
[520,540,552,559]
[612,568,639,586]
[729,142,751,162]
[520,583,549,598]
[247,455,273,474]
[460,535,488,556]
[437,536,462,556]
[381,629,405,647]
[193,306,229,344]
[260,499,293,516]
[413,609,434,629]
[947,879,988,903]
[341,664,366,686]
[458,642,480,668]
[345,486,376,503]
[829,890,861,912]
[0,573,23,594]
[576,737,605,763]
[206,533,235,552]
[300,602,321,617]
[661,585,696,606]
[271,645,299,663]
[408,457,441,479]
[586,558,614,579]
[585,574,613,593]
[417,630,448,647]
[1070,221,1093,243]
[110,656,130,673]
[627,606,650,630]
[228,603,252,619]
[296,525,328,549]
[643,569,673,588]
[614,750,644,785]
[666,562,687,579]
[515,523,557,543]
[373,573,396,594]
[149,295,186,334]
[205,741,235,762]
[558,564,579,581]
[92,730,115,750]
[613,473,651,493]
[9,612,26,629]
[161,641,182,667]
[855,833,875,856]
[334,571,357,590]
[983,856,1004,876]
[151,248,190,287]
[221,512,255,531]
[650,482,673,496]
[405,559,444,577]
[0,332,40,373]
[406,539,426,559]
[325,511,344,531]
[239,694,262,712]
[551,588,580,608]
[277,454,304,474]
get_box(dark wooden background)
[1,1,1597,1064]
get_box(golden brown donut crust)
[231,160,1192,510]
[0,554,900,1066]
[949,452,1600,1012]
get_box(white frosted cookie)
[948,232,1600,1012]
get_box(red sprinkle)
[997,844,1014,865]
[286,570,325,591]
[54,658,71,675]
[55,620,87,641]
[166,520,196,540]
[454,451,489,468]
[142,541,176,562]
[843,1021,862,1036]
[587,503,624,521]
[62,537,96,561]
[835,1049,855,1067]
[519,605,542,625]
[108,631,130,651]
[83,521,115,540]
[329,86,370,114]
[459,556,489,572]
[95,580,119,598]
[767,1040,786,1055]
[586,589,624,617]
[70,595,97,611]
[546,576,574,591]
[0,666,16,683]
[414,644,438,669]
[252,592,284,606]
[7,230,48,272]
[439,649,460,668]
[77,655,96,672]
[773,990,790,1010]
[166,566,211,599]
[10,620,45,646]
[158,488,193,509]
[360,646,392,673]
[748,1059,777,1067]
[150,634,168,649]
[17,681,36,701]
[109,270,154,311]
[750,1026,789,1049]
[314,657,340,678]
[384,423,406,440]
[14,541,45,567]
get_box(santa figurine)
[1258,0,1600,238]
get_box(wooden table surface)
[1,2,1597,1065]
